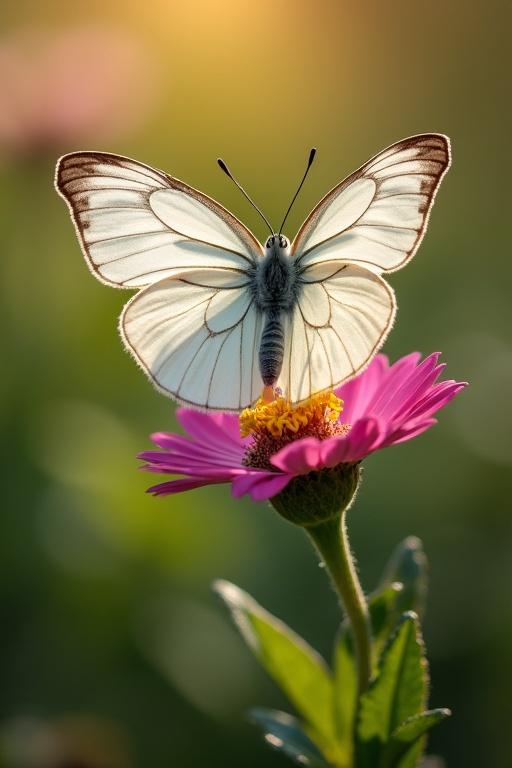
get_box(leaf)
[214,580,339,760]
[392,708,451,743]
[332,582,403,763]
[379,537,428,619]
[356,613,429,768]
[383,709,451,768]
[369,582,404,667]
[249,708,330,767]
[333,623,358,766]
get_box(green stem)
[306,511,372,696]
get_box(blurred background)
[0,1,510,766]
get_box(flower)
[139,352,466,503]
[0,25,156,160]
[0,714,131,768]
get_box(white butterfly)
[55,134,450,412]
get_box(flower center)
[240,390,350,470]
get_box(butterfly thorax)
[254,235,298,312]
[255,235,299,386]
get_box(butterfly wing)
[276,264,395,402]
[121,270,264,410]
[56,152,265,410]
[55,151,262,287]
[292,134,450,274]
[279,134,450,401]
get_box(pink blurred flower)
[0,714,131,768]
[140,353,466,502]
[0,25,156,157]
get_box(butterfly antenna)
[278,147,317,235]
[217,158,274,236]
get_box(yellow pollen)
[240,391,344,439]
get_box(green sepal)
[356,612,429,768]
[214,580,340,761]
[379,537,428,619]
[383,709,451,768]
[270,462,360,527]
[249,708,330,767]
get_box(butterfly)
[55,133,450,412]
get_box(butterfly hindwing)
[121,271,263,410]
[276,264,395,402]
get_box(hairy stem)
[306,511,372,696]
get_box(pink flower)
[139,353,466,502]
[0,26,156,159]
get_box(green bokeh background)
[1,1,510,766]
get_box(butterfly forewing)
[56,152,262,288]
[292,134,450,274]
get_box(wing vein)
[207,329,233,406]
[329,320,355,375]
[316,328,334,389]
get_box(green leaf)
[392,708,451,743]
[379,537,428,619]
[369,582,404,667]
[214,580,339,760]
[249,708,330,767]
[332,582,403,764]
[383,709,451,768]
[356,612,429,768]
[333,623,358,766]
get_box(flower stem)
[305,511,372,695]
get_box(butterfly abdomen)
[259,310,285,386]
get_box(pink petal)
[366,353,440,420]
[270,437,324,474]
[141,461,240,479]
[318,434,353,468]
[379,354,446,422]
[405,381,467,422]
[176,409,244,451]
[231,471,292,501]
[331,417,384,464]
[147,477,223,495]
[385,419,437,445]
[336,354,390,422]
[149,431,244,464]
[140,448,242,471]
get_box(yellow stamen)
[240,391,344,439]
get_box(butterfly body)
[253,234,298,385]
[56,134,451,412]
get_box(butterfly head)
[265,234,290,252]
